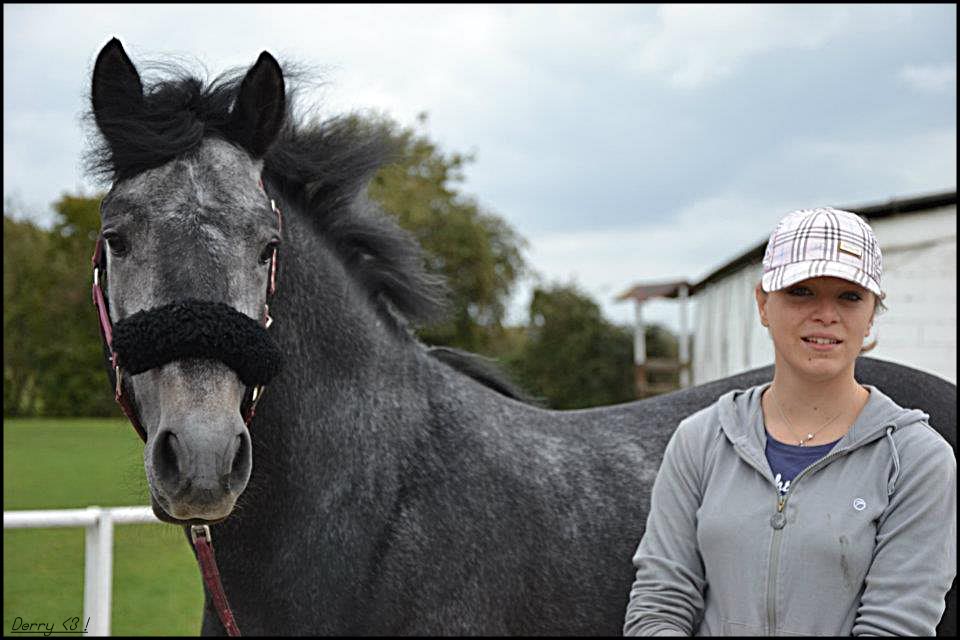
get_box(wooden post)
[678,283,689,387]
[634,299,646,365]
[634,300,647,397]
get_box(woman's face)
[756,276,876,383]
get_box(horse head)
[90,38,285,524]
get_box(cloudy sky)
[4,4,956,329]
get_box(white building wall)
[868,206,956,383]
[691,262,770,385]
[691,204,956,385]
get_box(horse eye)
[259,240,279,265]
[104,232,128,257]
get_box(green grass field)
[3,418,203,636]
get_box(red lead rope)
[192,525,241,636]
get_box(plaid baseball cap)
[761,207,884,298]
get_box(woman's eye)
[104,233,128,257]
[259,241,279,265]
[787,287,810,296]
[842,292,863,301]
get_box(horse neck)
[254,206,433,500]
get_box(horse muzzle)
[110,299,283,522]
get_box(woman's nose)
[810,297,841,323]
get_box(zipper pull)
[770,495,788,529]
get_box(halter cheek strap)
[246,181,282,420]
[92,236,148,441]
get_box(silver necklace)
[770,387,843,447]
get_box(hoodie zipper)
[729,444,788,636]
[763,446,853,635]
[766,495,786,635]
[732,440,862,636]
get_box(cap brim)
[762,260,884,298]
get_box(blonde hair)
[860,295,887,354]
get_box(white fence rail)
[4,506,160,636]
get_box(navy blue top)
[765,432,841,496]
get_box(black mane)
[85,58,449,330]
[426,346,542,405]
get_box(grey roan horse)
[88,39,956,635]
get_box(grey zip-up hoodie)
[623,383,956,636]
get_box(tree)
[504,283,636,409]
[3,195,119,417]
[40,195,118,416]
[4,213,54,415]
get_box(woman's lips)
[802,337,843,351]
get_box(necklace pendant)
[798,440,805,447]
[807,433,814,440]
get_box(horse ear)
[229,52,285,158]
[91,38,144,134]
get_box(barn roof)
[617,189,956,304]
[689,189,956,294]
[615,280,690,303]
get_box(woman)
[623,207,956,636]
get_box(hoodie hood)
[717,383,930,475]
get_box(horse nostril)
[228,432,251,491]
[155,429,182,486]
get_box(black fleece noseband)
[112,299,283,386]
